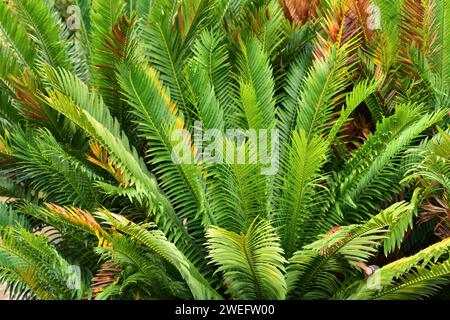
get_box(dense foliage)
[0,0,449,300]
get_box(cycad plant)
[0,0,449,300]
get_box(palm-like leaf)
[287,200,419,299]
[206,218,287,300]
[95,209,221,300]
[347,237,450,300]
[13,0,71,70]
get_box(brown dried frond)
[87,140,131,188]
[90,262,123,299]
[313,3,362,59]
[340,105,374,151]
[398,0,437,76]
[104,15,132,60]
[12,72,48,122]
[44,204,106,236]
[349,0,374,43]
[319,226,347,256]
[279,0,320,25]
[419,194,450,239]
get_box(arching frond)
[403,126,450,194]
[236,37,276,130]
[0,0,35,69]
[95,209,222,300]
[206,218,287,300]
[277,130,328,256]
[89,0,135,127]
[287,201,418,299]
[13,0,71,70]
[347,237,450,300]
[190,29,232,119]
[116,61,209,256]
[141,0,191,125]
[41,66,207,266]
[4,128,100,209]
[0,222,87,300]
[95,236,190,299]
[295,44,355,139]
[323,105,448,228]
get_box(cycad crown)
[0,0,449,300]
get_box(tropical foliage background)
[0,0,449,300]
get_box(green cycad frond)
[18,202,103,270]
[67,31,91,85]
[189,33,275,232]
[187,58,264,231]
[347,237,450,300]
[141,1,191,125]
[0,48,24,122]
[95,209,222,300]
[23,204,108,242]
[397,0,436,69]
[41,66,206,265]
[403,126,450,193]
[394,47,450,112]
[187,55,243,230]
[90,0,134,124]
[231,158,273,229]
[219,0,273,38]
[236,37,276,130]
[272,47,312,213]
[13,0,71,70]
[257,0,285,56]
[0,178,33,202]
[0,0,35,69]
[178,0,222,50]
[5,128,100,209]
[276,79,380,254]
[277,48,313,146]
[324,105,447,227]
[75,0,92,32]
[133,0,152,22]
[373,0,402,57]
[373,260,450,300]
[204,164,246,232]
[187,62,225,131]
[327,79,381,145]
[277,130,328,256]
[116,61,208,236]
[0,222,86,300]
[230,0,285,57]
[17,204,102,278]
[189,30,231,125]
[1,0,449,301]
[287,201,417,300]
[0,203,31,231]
[219,37,276,230]
[295,44,355,139]
[22,203,218,299]
[434,0,450,85]
[41,65,161,197]
[96,236,190,299]
[206,218,287,300]
[90,0,124,73]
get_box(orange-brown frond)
[44,204,106,236]
[88,140,131,187]
[90,262,122,299]
[11,72,48,122]
[279,0,320,25]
